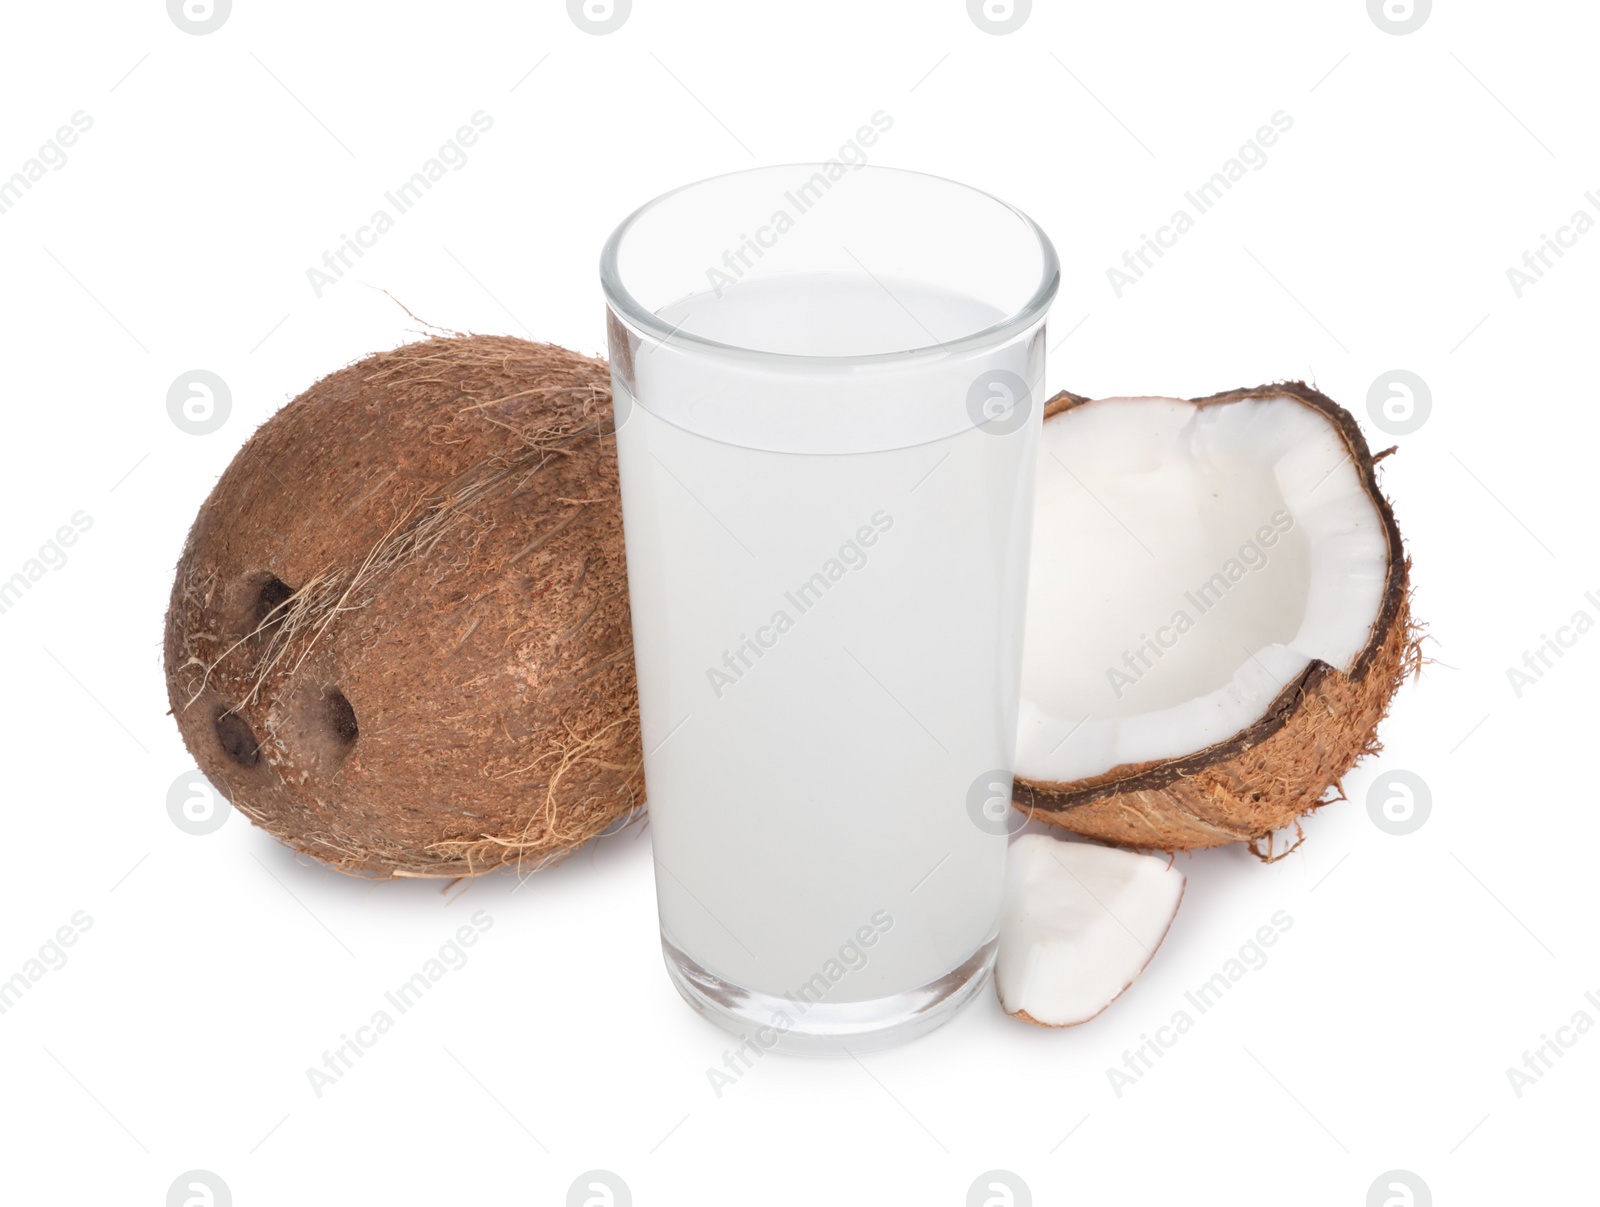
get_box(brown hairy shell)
[1014,381,1421,858]
[163,335,643,878]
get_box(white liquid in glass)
[613,272,1038,1004]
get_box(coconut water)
[612,273,1041,1005]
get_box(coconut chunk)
[996,835,1184,1027]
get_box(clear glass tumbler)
[600,165,1058,1052]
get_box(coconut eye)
[253,575,296,632]
[326,689,359,746]
[215,710,260,766]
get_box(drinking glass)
[600,165,1058,1052]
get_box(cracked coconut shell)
[1013,382,1420,857]
[163,335,643,878]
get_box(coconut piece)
[1013,382,1419,856]
[163,335,643,878]
[996,835,1184,1026]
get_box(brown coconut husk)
[164,335,643,878]
[1014,381,1423,858]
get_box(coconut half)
[1014,382,1416,855]
[996,835,1184,1026]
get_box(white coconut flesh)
[1015,395,1391,785]
[996,835,1185,1026]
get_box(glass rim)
[599,163,1060,367]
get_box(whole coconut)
[164,335,643,878]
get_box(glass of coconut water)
[600,165,1058,1052]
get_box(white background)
[1,1,1594,1203]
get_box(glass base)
[661,933,997,1056]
